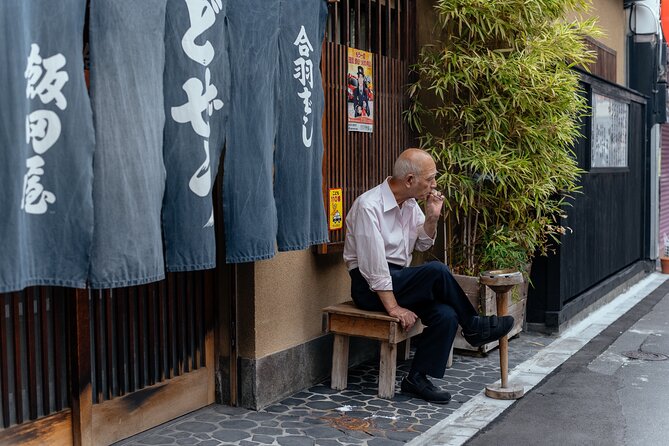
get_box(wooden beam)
[70,288,92,446]
[92,367,210,445]
[0,409,72,446]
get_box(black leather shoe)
[462,315,514,348]
[400,372,451,404]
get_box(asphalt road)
[466,281,669,446]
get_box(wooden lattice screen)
[89,272,209,405]
[318,0,415,252]
[0,289,71,428]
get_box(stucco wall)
[418,0,627,86]
[252,250,350,358]
[568,0,627,86]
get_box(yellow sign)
[329,188,343,230]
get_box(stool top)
[479,269,524,287]
[324,301,399,322]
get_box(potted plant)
[661,234,669,274]
[406,0,600,350]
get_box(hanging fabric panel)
[0,0,95,292]
[275,0,330,251]
[162,0,229,272]
[223,0,329,263]
[223,0,281,263]
[88,0,168,288]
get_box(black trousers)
[349,261,477,378]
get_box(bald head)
[392,148,434,180]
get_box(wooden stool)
[324,301,424,399]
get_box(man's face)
[410,158,438,200]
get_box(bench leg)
[331,334,350,390]
[447,344,454,368]
[397,338,411,361]
[378,341,397,399]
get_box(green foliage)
[406,0,600,275]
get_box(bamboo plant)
[406,0,601,275]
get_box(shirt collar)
[380,178,398,213]
[381,178,416,213]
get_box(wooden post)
[330,334,349,390]
[497,291,509,388]
[70,288,92,446]
[378,341,397,399]
[480,270,524,400]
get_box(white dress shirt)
[343,178,435,291]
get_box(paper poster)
[347,47,374,133]
[328,188,343,230]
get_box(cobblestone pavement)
[116,333,553,446]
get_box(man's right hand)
[387,305,418,331]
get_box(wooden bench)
[323,301,424,399]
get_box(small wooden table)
[323,302,424,399]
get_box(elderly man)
[343,148,513,403]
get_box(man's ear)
[405,174,414,188]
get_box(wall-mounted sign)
[328,188,343,230]
[591,92,628,169]
[347,47,373,133]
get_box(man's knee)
[423,260,451,276]
[423,304,458,331]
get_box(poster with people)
[347,47,373,133]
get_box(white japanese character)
[21,155,56,214]
[182,0,223,66]
[24,43,69,110]
[171,68,223,138]
[25,110,61,154]
[302,123,313,148]
[293,57,314,89]
[203,209,214,228]
[189,140,212,197]
[293,26,314,57]
[298,87,312,115]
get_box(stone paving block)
[175,421,217,433]
[367,437,406,446]
[218,419,258,430]
[314,440,343,446]
[252,434,276,444]
[252,426,283,436]
[302,426,345,438]
[211,429,251,442]
[137,435,177,445]
[277,435,316,446]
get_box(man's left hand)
[425,190,444,219]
